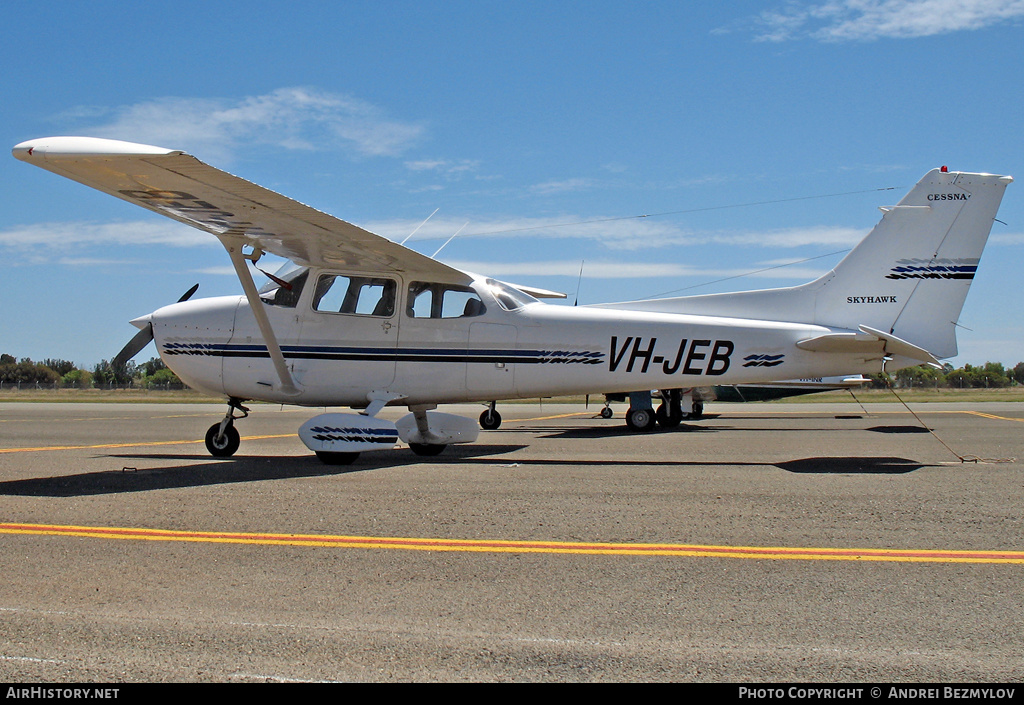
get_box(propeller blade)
[177,283,200,302]
[112,284,197,367]
[112,323,154,368]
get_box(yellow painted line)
[2,522,1022,564]
[961,411,1024,423]
[515,412,593,422]
[718,408,1024,422]
[0,434,294,454]
[0,412,222,424]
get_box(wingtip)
[13,136,181,161]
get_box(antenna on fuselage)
[431,222,469,258]
[400,208,439,245]
[574,259,585,306]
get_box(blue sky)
[3,1,1023,369]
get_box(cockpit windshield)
[258,262,309,308]
[485,279,539,311]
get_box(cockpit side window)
[258,264,309,308]
[312,274,396,316]
[407,282,486,319]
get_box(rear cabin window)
[312,274,396,316]
[407,282,486,319]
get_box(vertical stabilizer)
[595,168,1012,360]
[808,168,1011,358]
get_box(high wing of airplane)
[13,137,1013,463]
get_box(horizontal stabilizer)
[797,325,940,365]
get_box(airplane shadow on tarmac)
[520,420,932,441]
[774,457,927,474]
[0,444,527,497]
[0,421,939,497]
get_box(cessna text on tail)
[13,138,1012,463]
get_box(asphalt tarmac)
[1,400,1022,682]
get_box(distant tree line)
[0,354,184,389]
[869,361,1024,389]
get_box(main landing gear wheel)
[655,403,683,429]
[625,407,656,432]
[205,423,240,457]
[315,451,360,465]
[409,443,447,456]
[683,402,704,420]
[479,409,502,430]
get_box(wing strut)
[224,238,301,396]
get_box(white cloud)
[529,178,599,195]
[441,259,828,281]
[755,0,1024,42]
[713,225,866,247]
[0,220,215,264]
[990,232,1024,245]
[405,158,480,175]
[365,216,864,251]
[365,214,694,250]
[56,257,141,267]
[0,221,212,249]
[68,87,423,160]
[193,266,238,276]
[1,213,867,271]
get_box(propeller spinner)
[112,284,199,367]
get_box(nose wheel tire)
[315,451,360,465]
[600,406,614,419]
[205,423,240,457]
[409,443,447,456]
[479,409,502,430]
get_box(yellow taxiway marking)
[689,409,1024,423]
[0,412,222,424]
[0,435,294,454]
[1,522,1022,564]
[960,410,1024,423]
[515,412,593,422]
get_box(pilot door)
[294,272,400,395]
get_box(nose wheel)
[205,423,240,457]
[205,399,248,457]
[479,402,502,430]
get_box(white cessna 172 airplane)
[13,137,1012,464]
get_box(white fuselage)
[149,272,883,408]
